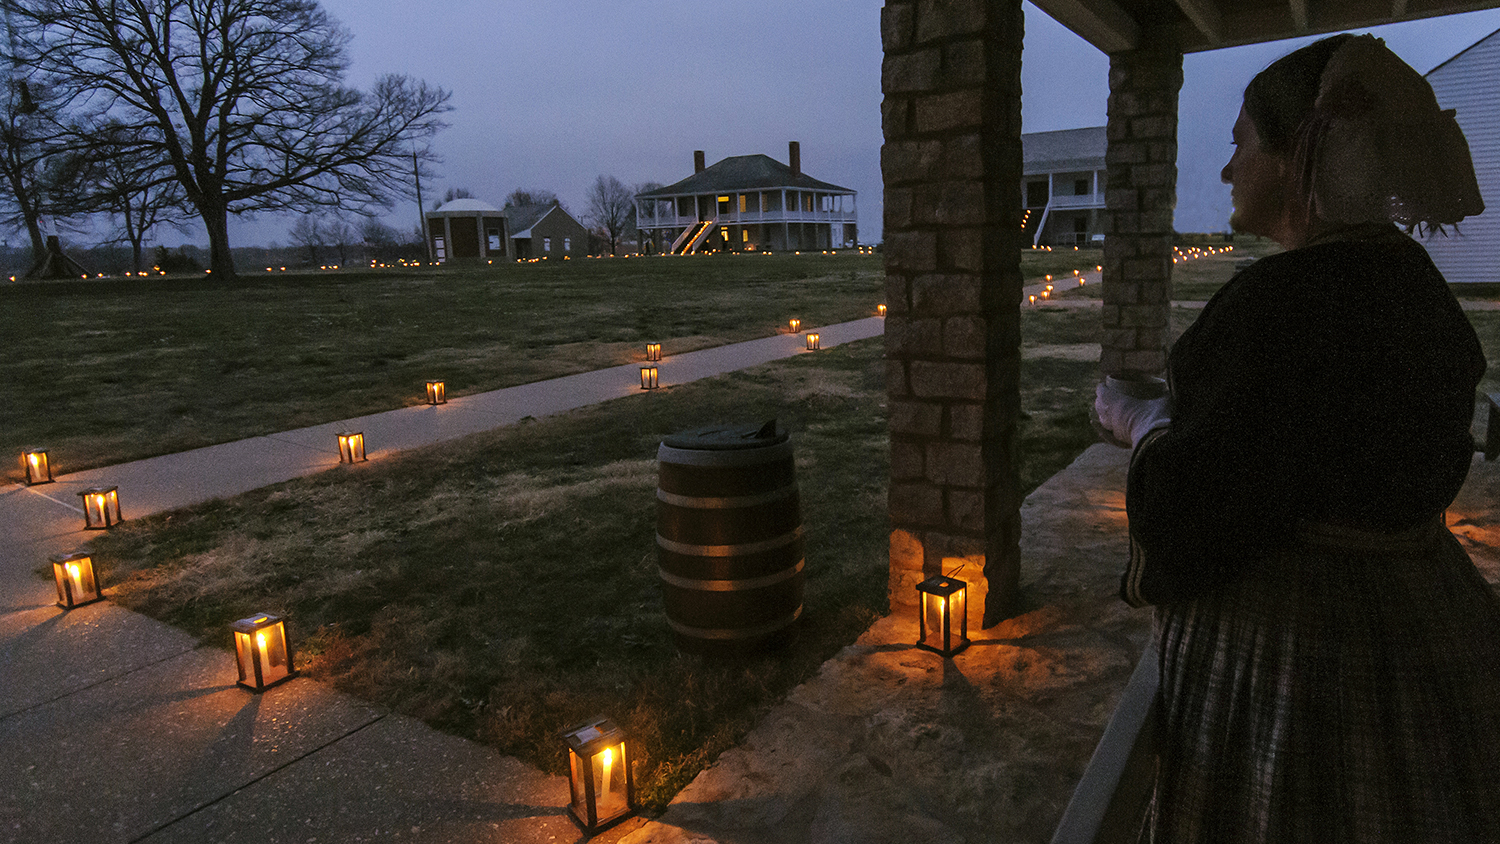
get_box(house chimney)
[789,141,801,177]
[694,150,705,173]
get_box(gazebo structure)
[883,0,1500,629]
[425,198,508,264]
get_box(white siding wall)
[1420,28,1500,284]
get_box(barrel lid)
[662,420,789,450]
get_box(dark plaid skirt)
[1148,518,1500,843]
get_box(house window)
[434,236,446,260]
[803,193,813,212]
[1075,178,1090,196]
[487,229,501,250]
[563,237,571,251]
[738,194,747,213]
[544,237,551,252]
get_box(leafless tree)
[586,175,634,256]
[503,188,560,210]
[287,215,322,266]
[323,216,356,265]
[10,0,451,278]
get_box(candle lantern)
[21,447,53,485]
[788,318,800,333]
[645,342,662,362]
[51,551,103,609]
[562,715,636,833]
[79,486,123,530]
[231,612,296,691]
[426,380,446,405]
[805,332,820,351]
[337,431,366,463]
[915,574,970,656]
[876,304,887,317]
[640,366,659,390]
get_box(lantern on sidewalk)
[877,304,887,317]
[645,342,662,362]
[338,431,366,463]
[426,380,446,405]
[805,333,820,351]
[640,366,659,390]
[52,551,103,609]
[788,318,800,333]
[562,715,636,833]
[21,447,52,485]
[231,612,296,691]
[79,486,123,530]
[915,574,970,657]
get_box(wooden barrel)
[657,422,804,655]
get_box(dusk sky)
[212,1,1500,249]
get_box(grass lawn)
[3,250,1098,479]
[85,306,1105,813]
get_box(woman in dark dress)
[1094,33,1500,842]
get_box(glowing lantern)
[1029,295,1036,305]
[52,551,103,609]
[916,574,970,656]
[21,447,52,485]
[805,332,820,351]
[78,486,122,530]
[338,431,366,463]
[645,342,662,362]
[788,318,800,333]
[876,304,887,317]
[426,380,446,405]
[231,612,296,692]
[562,715,636,833]
[640,366,659,390]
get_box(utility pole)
[413,150,431,263]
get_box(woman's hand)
[1094,381,1172,448]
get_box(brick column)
[1100,30,1183,376]
[882,0,1025,627]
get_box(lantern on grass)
[640,366,659,390]
[645,342,662,362]
[79,486,122,530]
[426,380,446,405]
[788,318,800,333]
[877,304,887,317]
[338,431,366,463]
[562,715,636,833]
[231,612,296,691]
[805,333,820,351]
[21,447,53,485]
[52,551,103,609]
[915,574,969,656]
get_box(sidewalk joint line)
[0,640,199,725]
[22,484,85,514]
[126,712,389,844]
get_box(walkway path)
[0,318,880,844]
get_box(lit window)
[544,237,551,252]
[738,194,747,213]
[564,237,571,251]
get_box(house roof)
[430,198,500,215]
[506,203,576,238]
[1426,24,1500,77]
[636,154,853,199]
[1022,127,1106,174]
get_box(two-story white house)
[1023,126,1107,248]
[635,142,857,255]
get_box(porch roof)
[1023,127,1107,174]
[1030,0,1500,54]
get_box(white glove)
[1094,381,1171,448]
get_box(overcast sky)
[209,1,1500,249]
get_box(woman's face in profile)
[1222,106,1291,243]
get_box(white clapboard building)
[1420,26,1500,284]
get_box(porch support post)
[883,0,1026,627]
[1101,27,1184,376]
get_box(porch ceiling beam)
[1029,0,1140,53]
[1174,0,1224,44]
[1290,0,1311,31]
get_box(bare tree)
[323,216,355,266]
[11,0,451,279]
[0,70,64,263]
[503,188,560,210]
[288,215,322,266]
[432,186,474,210]
[586,175,633,256]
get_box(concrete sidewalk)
[0,318,881,844]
